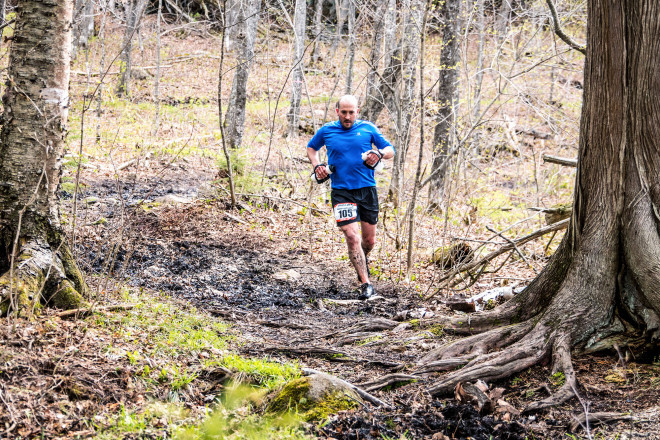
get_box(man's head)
[335,95,359,129]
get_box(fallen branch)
[302,368,392,409]
[426,218,569,299]
[56,303,135,319]
[542,154,577,167]
[569,412,636,433]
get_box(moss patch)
[266,376,359,422]
[50,279,86,310]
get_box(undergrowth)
[90,287,306,438]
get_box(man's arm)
[378,146,395,160]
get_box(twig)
[542,154,577,167]
[56,303,135,319]
[545,0,586,55]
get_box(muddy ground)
[53,159,660,440]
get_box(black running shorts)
[331,187,379,226]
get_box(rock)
[154,194,193,204]
[266,373,362,421]
[272,269,301,281]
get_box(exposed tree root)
[0,238,88,316]
[424,323,550,397]
[419,321,534,364]
[523,333,576,412]
[357,373,421,392]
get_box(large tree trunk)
[427,0,460,210]
[286,0,307,138]
[224,0,262,149]
[0,0,87,316]
[417,0,660,411]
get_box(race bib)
[333,203,357,222]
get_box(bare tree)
[72,0,95,60]
[418,0,660,412]
[427,0,460,210]
[286,0,307,138]
[116,0,148,97]
[224,0,262,149]
[0,0,87,316]
[344,0,355,94]
[361,0,397,123]
[388,0,424,203]
[311,0,325,65]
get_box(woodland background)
[1,0,659,439]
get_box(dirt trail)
[69,164,660,439]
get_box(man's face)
[336,101,358,129]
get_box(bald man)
[307,95,395,299]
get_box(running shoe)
[358,283,375,300]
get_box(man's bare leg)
[360,221,377,267]
[340,222,369,284]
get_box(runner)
[307,95,395,299]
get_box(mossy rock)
[266,373,361,421]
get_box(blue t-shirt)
[307,120,394,190]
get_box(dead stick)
[542,154,577,167]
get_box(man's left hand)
[364,150,383,167]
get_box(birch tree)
[0,0,87,316]
[286,0,307,138]
[224,0,262,149]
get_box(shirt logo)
[356,132,361,136]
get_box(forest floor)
[3,152,659,439]
[3,14,660,440]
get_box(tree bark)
[427,0,460,210]
[0,0,87,316]
[224,0,262,149]
[418,0,660,411]
[286,0,307,138]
